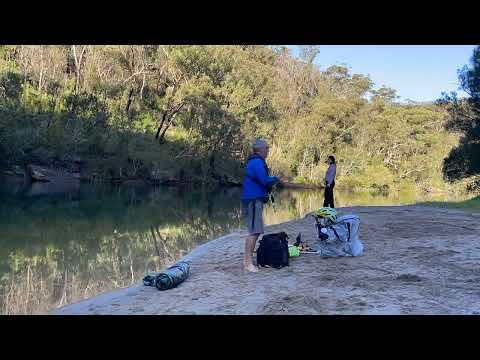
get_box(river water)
[0,178,463,314]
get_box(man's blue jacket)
[241,154,279,202]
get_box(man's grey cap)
[252,139,268,151]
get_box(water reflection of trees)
[0,185,243,314]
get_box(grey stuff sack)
[313,215,363,257]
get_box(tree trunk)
[125,87,134,114]
[158,112,180,142]
[208,153,220,182]
[155,112,168,139]
[140,72,146,99]
[72,46,79,94]
[156,102,185,142]
[38,48,44,92]
[72,45,87,94]
[209,153,215,175]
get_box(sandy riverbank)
[54,205,480,315]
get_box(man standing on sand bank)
[241,139,280,273]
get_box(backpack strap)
[330,226,341,241]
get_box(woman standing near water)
[324,155,336,208]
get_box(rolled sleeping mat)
[155,261,190,291]
[143,274,157,287]
[143,261,190,290]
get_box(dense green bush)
[0,45,474,193]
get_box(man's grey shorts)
[243,199,264,235]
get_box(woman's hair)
[328,155,336,164]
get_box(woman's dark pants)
[323,181,335,208]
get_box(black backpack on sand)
[256,232,289,269]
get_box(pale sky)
[290,45,478,102]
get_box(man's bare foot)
[244,264,259,273]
